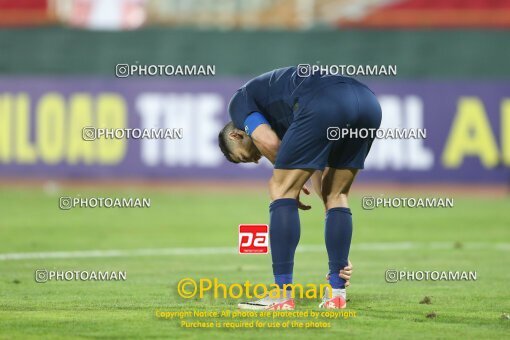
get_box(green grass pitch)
[0,186,509,339]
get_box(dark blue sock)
[325,207,352,289]
[269,198,300,288]
[274,274,293,289]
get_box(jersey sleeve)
[228,87,263,131]
[243,112,269,136]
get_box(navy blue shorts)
[274,79,382,170]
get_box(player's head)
[218,122,262,164]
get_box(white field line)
[0,242,508,261]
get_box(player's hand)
[297,197,311,210]
[340,260,353,286]
[298,185,311,210]
[326,260,353,287]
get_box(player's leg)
[268,168,313,286]
[310,170,324,198]
[269,169,314,200]
[321,167,358,210]
[238,169,312,310]
[319,167,357,309]
[319,81,382,309]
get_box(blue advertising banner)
[0,77,508,183]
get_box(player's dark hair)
[218,122,239,163]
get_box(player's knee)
[269,176,299,201]
[269,176,286,200]
[321,189,349,210]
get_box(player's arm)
[251,125,280,164]
[245,112,280,164]
[310,170,323,198]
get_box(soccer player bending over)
[218,66,382,310]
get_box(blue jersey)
[228,66,352,140]
[228,66,381,170]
